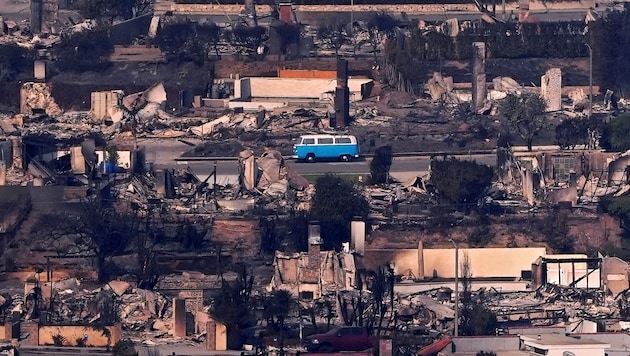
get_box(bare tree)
[31,198,181,289]
[204,22,223,57]
[459,254,498,336]
[366,12,398,62]
[210,263,255,347]
[317,17,349,57]
[32,199,136,282]
[366,266,396,336]
[229,25,267,59]
[337,267,395,335]
[311,297,336,331]
[338,278,366,327]
[262,290,295,353]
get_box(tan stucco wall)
[278,70,337,79]
[364,247,546,279]
[216,322,227,351]
[424,247,546,279]
[0,323,11,340]
[38,324,121,347]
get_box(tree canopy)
[429,157,494,211]
[555,117,587,150]
[310,174,370,250]
[0,44,33,82]
[155,21,221,66]
[369,145,393,184]
[53,27,113,72]
[600,113,630,152]
[589,10,630,98]
[599,195,630,236]
[75,0,153,21]
[499,93,547,151]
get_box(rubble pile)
[20,82,62,116]
[0,23,61,48]
[0,80,399,158]
[119,287,170,332]
[397,284,622,334]
[488,285,616,326]
[4,112,95,139]
[114,173,161,208]
[28,278,174,332]
[107,148,312,214]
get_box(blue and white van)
[292,134,360,162]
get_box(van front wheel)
[340,155,351,162]
[305,154,316,163]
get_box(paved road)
[162,154,497,184]
[140,138,498,180]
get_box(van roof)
[299,134,356,139]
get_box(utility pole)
[350,0,353,30]
[47,256,53,313]
[350,0,355,57]
[586,43,593,119]
[298,283,303,340]
[449,239,459,337]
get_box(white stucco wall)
[235,77,372,101]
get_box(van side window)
[318,138,334,144]
[335,137,352,144]
[302,138,315,144]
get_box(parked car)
[305,326,375,352]
[242,325,300,348]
